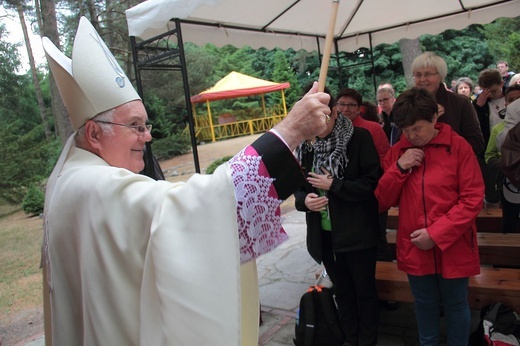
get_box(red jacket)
[375,123,484,278]
[352,115,390,164]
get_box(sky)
[0,6,47,74]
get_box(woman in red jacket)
[375,88,484,346]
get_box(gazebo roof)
[190,71,290,103]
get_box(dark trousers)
[478,156,500,204]
[321,231,379,346]
[500,190,520,233]
[377,211,393,261]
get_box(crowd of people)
[41,16,520,346]
[295,52,520,346]
[358,57,520,234]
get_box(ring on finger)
[325,114,331,124]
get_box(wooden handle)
[317,0,340,92]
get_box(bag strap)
[485,303,503,324]
[301,287,316,346]
[313,287,345,342]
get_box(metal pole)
[175,18,201,173]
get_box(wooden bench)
[386,208,503,233]
[376,261,520,312]
[385,231,520,268]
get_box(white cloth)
[126,0,220,39]
[43,140,286,345]
[488,97,506,130]
[497,99,520,151]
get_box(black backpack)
[293,285,345,346]
[469,302,520,346]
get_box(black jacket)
[473,97,493,147]
[435,85,485,156]
[294,127,381,264]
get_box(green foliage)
[270,49,302,108]
[151,135,191,161]
[208,44,257,81]
[482,17,520,70]
[332,48,379,101]
[205,156,233,174]
[2,3,519,204]
[252,48,276,78]
[0,122,60,204]
[0,25,58,204]
[293,49,320,87]
[230,101,263,120]
[21,185,44,215]
[144,93,184,139]
[421,25,494,83]
[372,44,407,94]
[0,24,39,125]
[231,100,259,109]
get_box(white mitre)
[42,16,141,130]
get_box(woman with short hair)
[375,88,484,345]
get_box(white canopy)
[126,0,520,53]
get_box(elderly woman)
[454,77,476,100]
[295,87,381,346]
[375,88,484,346]
[411,52,484,156]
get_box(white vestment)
[44,133,296,345]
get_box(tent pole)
[334,40,343,89]
[281,90,287,116]
[192,103,198,128]
[206,100,216,142]
[175,18,201,173]
[261,95,267,118]
[130,36,144,97]
[369,33,377,100]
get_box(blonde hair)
[411,52,448,81]
[510,74,520,86]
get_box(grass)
[0,206,43,322]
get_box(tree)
[1,1,52,138]
[270,49,301,108]
[0,25,59,203]
[399,38,422,88]
[421,25,494,83]
[481,17,520,71]
[292,49,320,89]
[372,42,407,94]
[38,0,73,143]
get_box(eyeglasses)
[95,121,152,136]
[377,97,391,104]
[412,72,439,79]
[336,102,358,109]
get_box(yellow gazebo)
[190,71,290,142]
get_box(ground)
[1,133,293,345]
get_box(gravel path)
[160,134,262,182]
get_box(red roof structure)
[190,71,290,103]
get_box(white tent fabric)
[126,0,520,53]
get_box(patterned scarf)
[296,115,354,179]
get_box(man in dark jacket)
[473,68,506,205]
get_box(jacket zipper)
[421,155,438,274]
